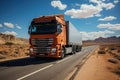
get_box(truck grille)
[32,38,53,53]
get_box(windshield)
[29,22,57,34]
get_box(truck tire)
[79,46,82,51]
[61,47,66,59]
[72,45,76,54]
[71,47,75,54]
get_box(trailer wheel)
[71,51,75,55]
[61,47,66,59]
[72,45,76,54]
[79,46,82,51]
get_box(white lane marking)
[16,64,53,80]
[56,56,73,64]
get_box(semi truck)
[28,14,82,58]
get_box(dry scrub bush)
[107,58,118,64]
[109,47,116,50]
[0,51,8,55]
[113,67,120,76]
[98,50,106,54]
[114,54,120,60]
[98,46,106,54]
[5,42,14,45]
[108,50,114,55]
[0,56,6,59]
[117,50,120,53]
[25,52,29,56]
[105,47,109,52]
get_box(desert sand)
[74,44,120,80]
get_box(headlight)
[29,48,33,53]
[51,48,56,55]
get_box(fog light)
[51,48,56,55]
[29,48,33,53]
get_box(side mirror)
[28,25,32,34]
[57,24,62,33]
[57,28,62,33]
[28,30,30,34]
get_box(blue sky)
[0,0,120,40]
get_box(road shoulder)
[74,45,120,80]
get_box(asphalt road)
[0,45,97,80]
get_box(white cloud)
[90,0,115,10]
[51,0,67,10]
[2,31,17,36]
[97,23,120,30]
[16,24,22,29]
[95,14,101,17]
[0,24,3,27]
[99,16,116,21]
[65,0,115,18]
[65,4,102,18]
[102,0,105,1]
[4,22,14,28]
[90,0,102,4]
[114,0,119,4]
[101,3,115,10]
[80,30,114,40]
[75,3,81,6]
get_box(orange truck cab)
[28,14,82,58]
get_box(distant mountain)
[0,33,28,44]
[83,36,120,46]
[94,36,120,42]
[0,33,15,41]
